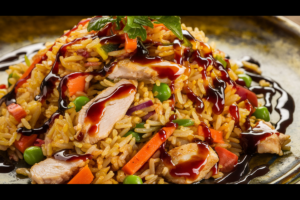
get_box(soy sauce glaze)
[131,40,182,81]
[0,155,15,173]
[215,121,278,184]
[84,83,136,136]
[229,104,240,126]
[159,139,210,181]
[199,122,213,145]
[53,149,92,162]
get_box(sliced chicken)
[30,158,85,184]
[107,59,186,84]
[254,121,290,156]
[78,79,137,144]
[157,143,219,184]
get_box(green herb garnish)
[87,16,183,41]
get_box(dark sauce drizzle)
[202,57,295,184]
[159,139,210,181]
[53,149,92,162]
[0,23,295,183]
[0,155,15,173]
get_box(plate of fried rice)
[0,16,299,184]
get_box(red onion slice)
[142,111,156,121]
[126,100,154,116]
[77,49,90,58]
[33,138,45,147]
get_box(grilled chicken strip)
[107,59,186,84]
[30,158,85,184]
[157,143,219,184]
[78,79,137,144]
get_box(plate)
[0,16,299,184]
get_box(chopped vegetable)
[182,36,192,48]
[126,100,153,115]
[237,74,252,88]
[252,106,270,122]
[93,44,108,61]
[19,55,42,80]
[215,55,227,68]
[8,73,20,87]
[33,138,45,147]
[135,122,145,128]
[68,165,94,184]
[172,119,194,127]
[235,85,258,107]
[0,84,6,89]
[7,103,27,122]
[101,44,119,53]
[125,33,137,53]
[214,146,238,173]
[24,146,44,165]
[14,134,37,153]
[153,83,171,102]
[122,126,176,175]
[123,175,143,184]
[153,23,168,30]
[24,55,31,67]
[123,131,141,142]
[198,126,224,143]
[67,75,86,97]
[73,96,90,112]
[141,111,155,121]
[87,16,183,41]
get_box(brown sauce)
[229,104,240,125]
[0,23,296,184]
[84,83,136,136]
[160,139,210,181]
[199,122,213,145]
[0,155,15,173]
[53,149,92,162]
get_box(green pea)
[237,74,252,88]
[153,83,171,102]
[123,175,143,184]
[215,55,227,68]
[8,73,20,87]
[24,146,44,166]
[123,131,141,142]
[135,122,145,128]
[252,106,270,122]
[172,119,195,127]
[73,96,90,112]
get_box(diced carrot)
[20,56,42,80]
[68,165,94,184]
[214,146,238,173]
[0,84,6,89]
[122,126,176,175]
[153,23,168,30]
[124,33,137,53]
[198,126,224,143]
[7,103,27,122]
[67,75,86,96]
[14,134,37,153]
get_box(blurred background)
[285,16,300,25]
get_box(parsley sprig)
[87,16,183,41]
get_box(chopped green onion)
[172,119,194,127]
[24,55,31,67]
[215,55,227,68]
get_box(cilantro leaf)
[124,16,147,41]
[149,16,183,40]
[87,16,116,32]
[133,16,153,28]
[123,24,147,41]
[115,16,125,30]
